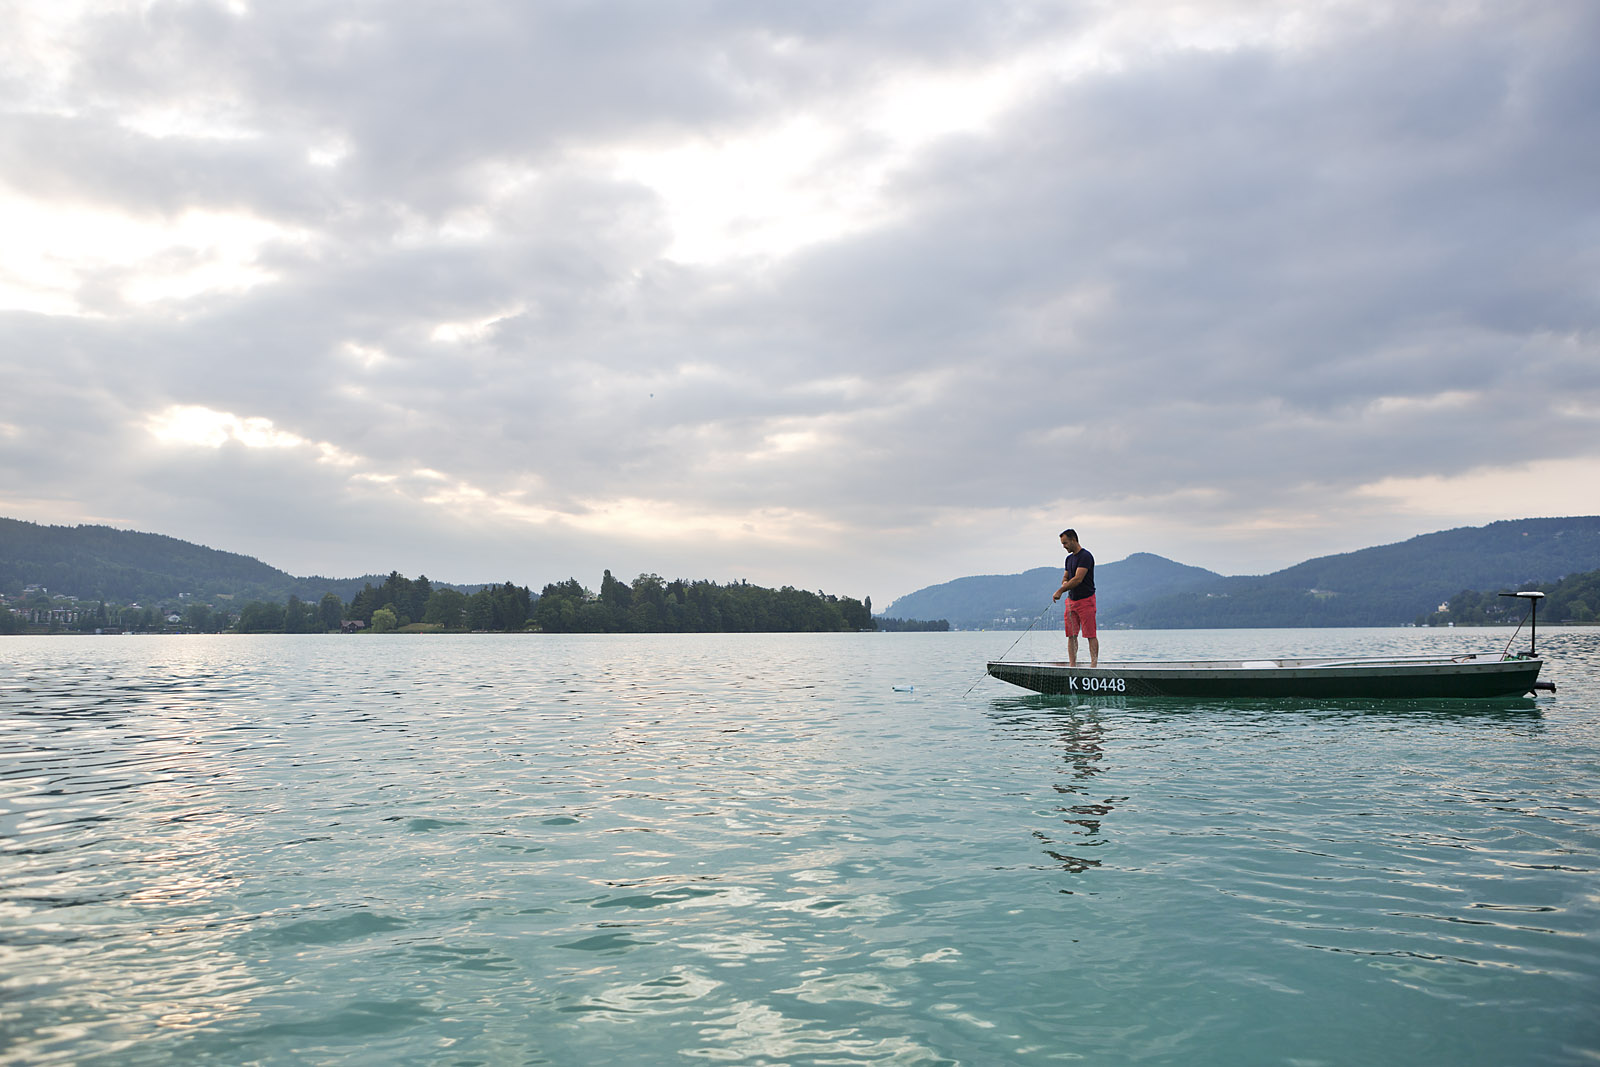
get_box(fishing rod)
[962,599,1058,697]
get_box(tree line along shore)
[1419,570,1600,627]
[1,569,950,635]
[6,561,1595,635]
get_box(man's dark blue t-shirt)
[1064,548,1095,601]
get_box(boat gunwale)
[986,653,1537,675]
[984,653,1546,699]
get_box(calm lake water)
[3,627,1597,1066]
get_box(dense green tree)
[533,579,587,632]
[1548,569,1600,623]
[598,570,631,626]
[370,607,399,633]
[182,603,213,631]
[423,588,468,629]
[629,573,666,631]
[375,572,415,626]
[282,595,314,633]
[348,583,380,625]
[486,582,531,630]
[412,575,434,623]
[237,601,286,633]
[465,592,496,630]
[319,592,344,631]
[835,595,873,630]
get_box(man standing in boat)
[1053,529,1098,667]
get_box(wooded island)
[1,569,949,635]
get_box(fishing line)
[962,599,1058,697]
[1500,597,1535,658]
[1501,615,1526,659]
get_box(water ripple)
[1,630,1597,1065]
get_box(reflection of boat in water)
[990,593,1555,700]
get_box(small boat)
[987,592,1555,700]
[986,651,1549,699]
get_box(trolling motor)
[1500,591,1556,693]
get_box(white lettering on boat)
[1069,675,1126,693]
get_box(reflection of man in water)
[1052,529,1098,667]
[1045,714,1110,874]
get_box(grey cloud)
[2,1,1595,600]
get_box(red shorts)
[1064,595,1097,639]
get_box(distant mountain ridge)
[884,517,1600,628]
[1117,517,1600,628]
[0,517,489,604]
[883,553,1220,629]
[9,514,1599,629]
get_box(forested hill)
[885,517,1600,629]
[880,552,1221,630]
[1425,565,1600,626]
[0,517,475,604]
[0,519,881,636]
[1116,516,1600,628]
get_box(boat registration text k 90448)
[1064,674,1126,693]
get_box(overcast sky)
[3,1,1596,607]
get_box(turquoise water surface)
[2,628,1597,1065]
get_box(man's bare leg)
[1067,634,1079,667]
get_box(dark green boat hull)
[986,656,1546,700]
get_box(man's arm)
[1053,566,1087,601]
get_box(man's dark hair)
[1061,528,1078,539]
